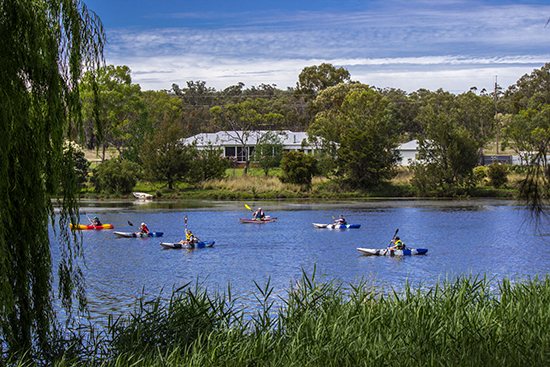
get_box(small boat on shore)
[114,231,163,238]
[357,247,428,256]
[312,223,360,229]
[160,241,215,249]
[133,192,153,200]
[70,223,114,230]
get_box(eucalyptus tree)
[294,63,351,102]
[334,89,401,189]
[502,63,550,221]
[0,0,104,361]
[412,89,494,193]
[81,64,146,161]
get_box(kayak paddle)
[245,204,253,212]
[384,228,399,255]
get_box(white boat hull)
[357,247,428,256]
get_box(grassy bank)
[80,166,519,200]
[25,273,550,366]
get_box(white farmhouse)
[182,130,313,164]
[396,140,424,166]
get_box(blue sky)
[84,0,550,94]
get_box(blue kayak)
[114,231,164,238]
[160,241,215,249]
[313,223,361,229]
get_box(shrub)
[473,166,487,185]
[91,158,140,194]
[279,151,318,186]
[487,163,509,188]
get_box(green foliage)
[502,63,550,221]
[487,163,509,188]
[55,273,550,366]
[411,89,492,191]
[80,65,148,161]
[280,151,318,186]
[335,89,400,189]
[63,141,90,186]
[140,119,195,189]
[0,0,104,361]
[91,158,140,194]
[252,131,285,176]
[294,63,351,101]
[193,143,231,181]
[473,165,487,185]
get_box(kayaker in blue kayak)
[138,222,149,234]
[253,207,266,220]
[388,236,405,250]
[334,215,347,225]
[179,228,198,245]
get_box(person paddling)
[334,214,347,225]
[91,216,102,226]
[388,236,405,251]
[138,222,149,234]
[179,228,199,245]
[253,207,266,220]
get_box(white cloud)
[103,2,550,92]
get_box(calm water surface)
[51,198,550,323]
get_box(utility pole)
[494,76,499,154]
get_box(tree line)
[79,61,550,194]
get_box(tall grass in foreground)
[40,272,550,367]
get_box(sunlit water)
[50,198,550,324]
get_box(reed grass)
[31,272,550,367]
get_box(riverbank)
[80,167,519,200]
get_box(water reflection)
[51,198,550,324]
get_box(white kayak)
[357,247,428,256]
[160,241,215,249]
[114,231,164,238]
[313,223,360,229]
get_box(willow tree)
[0,0,104,361]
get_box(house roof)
[183,130,310,148]
[397,140,420,151]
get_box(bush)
[279,151,318,186]
[473,166,487,185]
[487,163,509,188]
[91,158,141,194]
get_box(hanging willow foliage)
[0,0,104,361]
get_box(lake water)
[51,198,550,324]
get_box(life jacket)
[186,231,194,241]
[394,240,404,249]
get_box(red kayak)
[238,217,277,223]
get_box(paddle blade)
[184,215,188,223]
[128,220,134,227]
[245,204,252,211]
